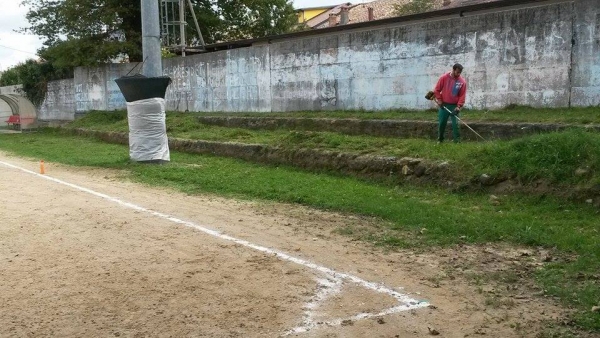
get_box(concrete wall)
[0,85,22,95]
[3,0,599,121]
[37,64,132,121]
[39,79,76,121]
[74,63,131,113]
[466,2,574,108]
[571,0,600,106]
[162,46,272,112]
[270,1,580,110]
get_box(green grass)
[476,130,600,185]
[67,111,600,187]
[189,105,600,124]
[71,106,600,130]
[0,130,598,331]
[65,111,492,170]
[68,110,129,131]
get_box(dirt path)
[0,152,565,337]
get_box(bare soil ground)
[0,152,568,337]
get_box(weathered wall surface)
[3,0,598,121]
[0,85,23,95]
[270,1,576,111]
[39,79,75,121]
[105,64,132,111]
[462,3,573,108]
[162,46,272,112]
[571,0,600,106]
[74,64,131,113]
[74,67,105,112]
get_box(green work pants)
[438,103,460,143]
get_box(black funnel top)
[115,74,172,102]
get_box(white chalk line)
[0,160,429,333]
[289,276,344,335]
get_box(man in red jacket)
[433,63,467,143]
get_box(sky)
[0,0,370,72]
[0,1,44,72]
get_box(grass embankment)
[1,108,598,332]
[203,105,600,124]
[67,111,600,187]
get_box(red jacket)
[434,72,467,108]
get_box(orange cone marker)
[40,160,45,174]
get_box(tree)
[215,0,297,41]
[20,0,298,68]
[0,59,72,106]
[0,67,21,87]
[21,0,143,66]
[393,0,436,16]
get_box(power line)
[0,44,39,57]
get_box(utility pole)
[141,0,162,77]
[115,0,172,164]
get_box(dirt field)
[0,152,566,337]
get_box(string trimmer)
[425,91,486,142]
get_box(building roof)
[296,5,337,12]
[315,0,503,28]
[346,0,405,27]
[201,0,549,52]
[303,3,354,28]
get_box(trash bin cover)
[115,74,172,102]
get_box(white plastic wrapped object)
[126,98,170,162]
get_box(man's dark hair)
[453,63,464,71]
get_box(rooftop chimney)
[340,6,349,25]
[367,7,374,21]
[328,13,337,27]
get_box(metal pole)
[141,0,162,77]
[187,0,205,47]
[179,0,186,57]
[159,1,167,46]
[170,1,175,47]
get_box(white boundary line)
[0,160,429,333]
